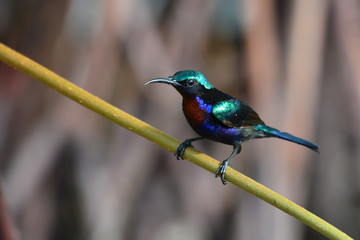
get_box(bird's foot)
[174,139,194,160]
[215,160,231,185]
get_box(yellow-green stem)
[0,42,353,240]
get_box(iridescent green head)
[145,70,214,97]
[171,70,213,90]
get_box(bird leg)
[215,144,242,185]
[175,137,204,160]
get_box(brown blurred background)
[0,0,359,239]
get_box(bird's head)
[145,70,213,97]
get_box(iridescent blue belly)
[183,96,246,144]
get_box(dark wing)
[212,99,264,127]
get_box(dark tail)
[256,124,319,152]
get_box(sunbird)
[145,70,319,184]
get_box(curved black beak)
[144,77,181,86]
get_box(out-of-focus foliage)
[0,1,359,240]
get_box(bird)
[145,70,319,185]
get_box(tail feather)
[256,124,319,152]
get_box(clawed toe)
[174,139,194,160]
[215,161,229,185]
[174,144,189,160]
[215,144,241,185]
[174,137,204,160]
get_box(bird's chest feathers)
[182,96,212,125]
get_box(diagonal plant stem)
[0,42,353,240]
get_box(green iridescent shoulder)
[212,99,241,122]
[172,70,213,90]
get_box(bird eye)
[187,79,195,87]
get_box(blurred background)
[0,0,359,239]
